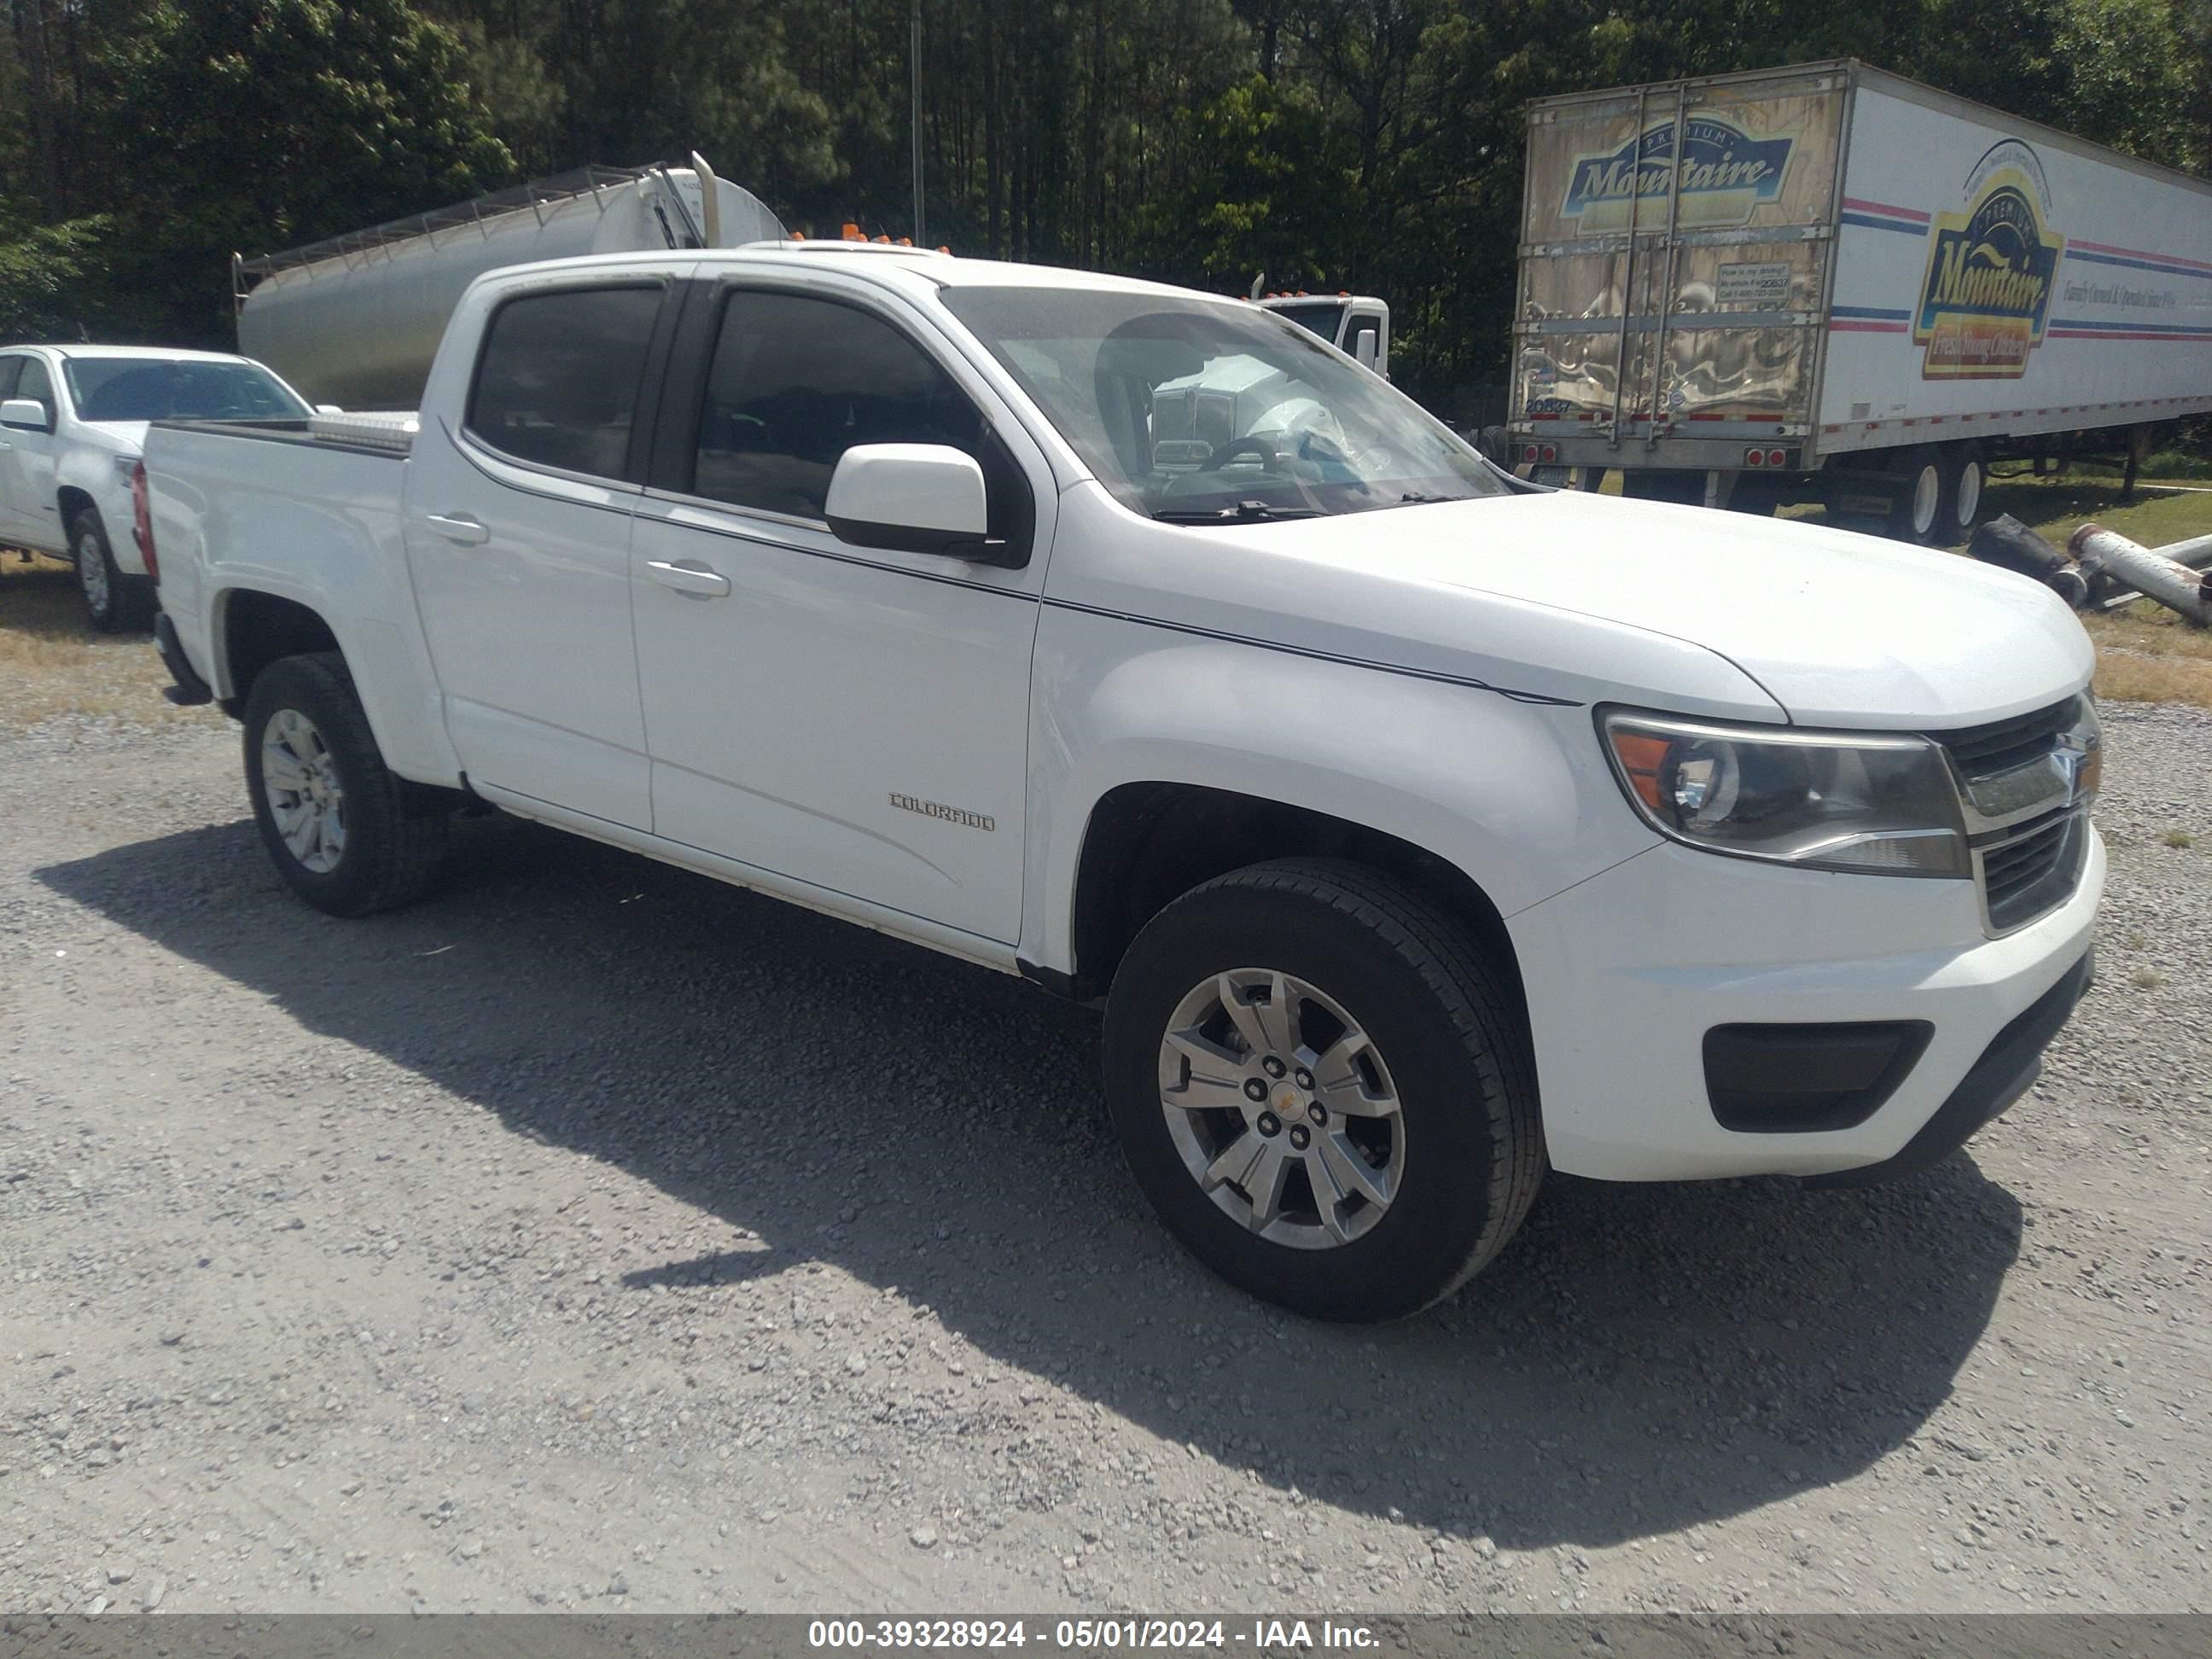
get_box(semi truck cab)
[1258,294,1390,377]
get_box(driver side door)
[0,354,65,552]
[628,277,1055,944]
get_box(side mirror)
[826,442,1000,562]
[1,397,51,433]
[315,404,344,415]
[1352,329,1380,370]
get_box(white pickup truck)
[0,344,313,630]
[142,242,2104,1320]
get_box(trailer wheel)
[1888,446,1948,545]
[1946,444,1985,538]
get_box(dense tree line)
[3,0,2209,407]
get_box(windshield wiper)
[1395,491,1478,505]
[1151,499,1324,524]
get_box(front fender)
[55,451,142,573]
[1020,603,1662,975]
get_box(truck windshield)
[1266,300,1351,341]
[938,287,1503,521]
[65,358,309,423]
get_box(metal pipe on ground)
[2071,524,2212,626]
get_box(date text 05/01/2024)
[806,1619,1381,1651]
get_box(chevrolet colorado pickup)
[0,344,312,630]
[141,243,2104,1320]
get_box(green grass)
[2145,449,2212,481]
[1964,472,2212,556]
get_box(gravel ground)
[1,701,2207,1617]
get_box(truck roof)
[11,343,265,364]
[483,242,1254,307]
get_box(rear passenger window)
[693,291,983,521]
[467,286,662,480]
[0,358,21,400]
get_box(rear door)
[627,276,1051,943]
[400,279,676,830]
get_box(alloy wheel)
[259,707,347,874]
[75,525,110,616]
[1155,968,1405,1249]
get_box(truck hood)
[1231,488,2093,728]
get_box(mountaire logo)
[1561,114,1796,231]
[1913,142,2065,380]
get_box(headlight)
[1600,708,1968,877]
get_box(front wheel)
[1102,859,1544,1321]
[72,509,154,632]
[242,652,451,917]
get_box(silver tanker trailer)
[234,157,784,410]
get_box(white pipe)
[2071,524,2211,625]
[690,151,722,247]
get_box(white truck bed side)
[148,423,461,786]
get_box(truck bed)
[142,413,456,788]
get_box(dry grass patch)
[0,556,219,734]
[2081,604,2212,711]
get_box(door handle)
[422,512,489,545]
[645,558,731,598]
[0,440,13,451]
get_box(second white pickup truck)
[143,242,2103,1320]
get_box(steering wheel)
[1202,436,1278,472]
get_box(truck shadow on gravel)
[42,815,2025,1553]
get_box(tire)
[1887,445,1950,545]
[71,509,154,633]
[1945,443,1985,538]
[1102,859,1545,1322]
[242,651,451,917]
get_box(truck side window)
[694,290,1025,537]
[466,286,662,480]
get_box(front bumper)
[1510,827,2104,1182]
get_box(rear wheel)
[242,652,451,917]
[1946,443,1985,538]
[72,509,153,632]
[1888,445,1949,545]
[1102,859,1543,1322]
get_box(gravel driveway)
[3,701,2207,1616]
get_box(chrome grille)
[1932,695,2097,934]
[1976,810,2087,932]
[1940,696,2079,775]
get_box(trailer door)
[1516,66,1849,468]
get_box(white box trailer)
[1508,60,2212,541]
